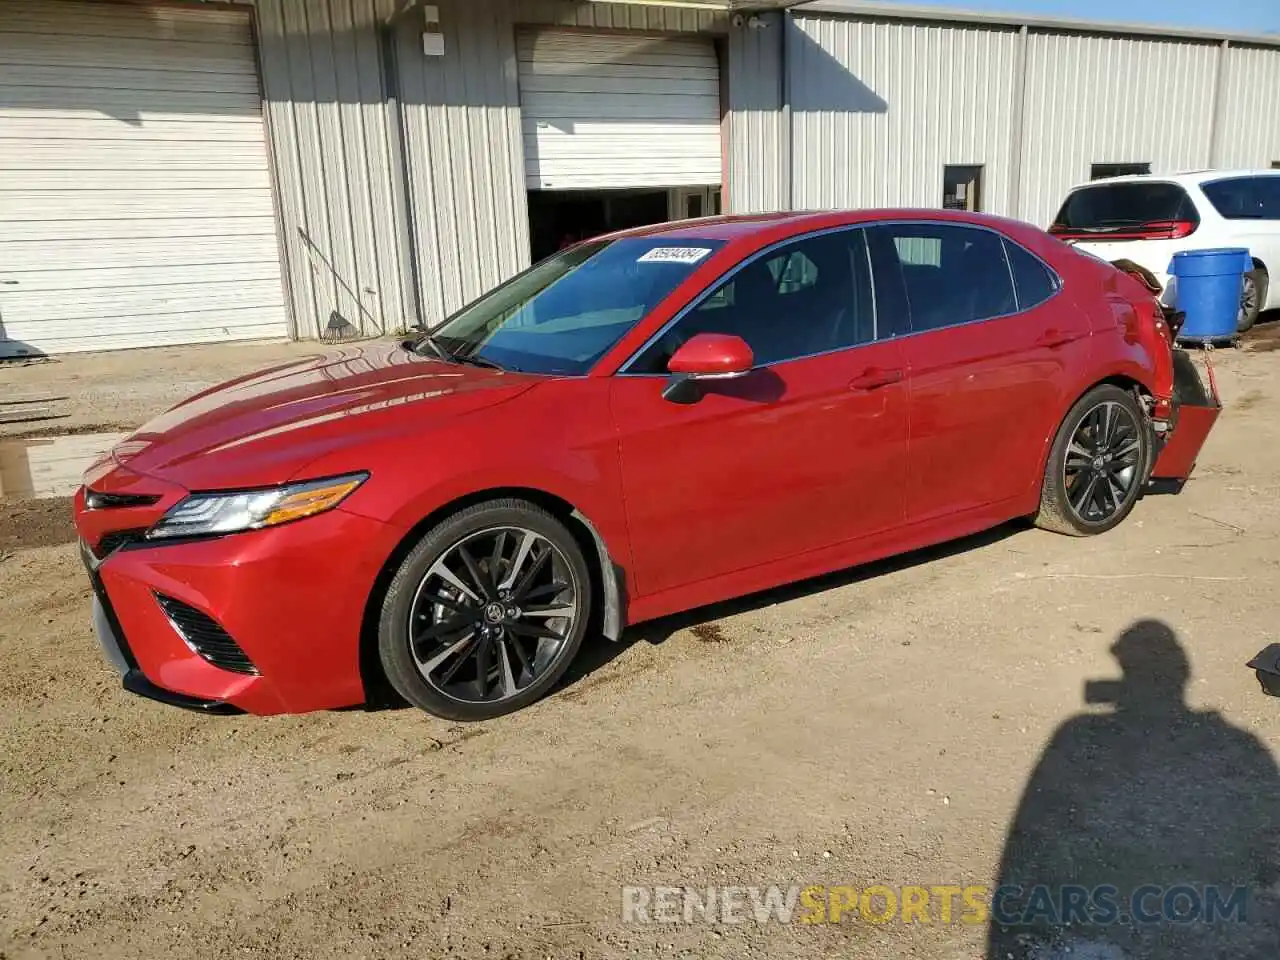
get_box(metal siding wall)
[789,15,1020,216]
[395,0,724,326]
[726,13,784,213]
[255,0,409,341]
[393,0,525,328]
[1018,31,1219,228]
[1215,44,1280,168]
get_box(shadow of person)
[988,619,1280,959]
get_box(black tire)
[377,499,592,721]
[1034,385,1152,537]
[1239,267,1267,334]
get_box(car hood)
[101,342,539,490]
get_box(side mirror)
[662,334,754,403]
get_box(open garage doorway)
[517,27,724,263]
[527,186,721,262]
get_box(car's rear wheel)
[1034,385,1151,537]
[377,499,591,721]
[1239,268,1267,333]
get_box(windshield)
[420,236,725,375]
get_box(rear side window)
[869,223,1017,332]
[1003,239,1060,310]
[1053,182,1198,232]
[1201,176,1280,220]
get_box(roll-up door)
[0,0,288,356]
[518,29,722,191]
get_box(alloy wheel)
[1063,400,1143,525]
[1242,274,1259,319]
[408,527,579,704]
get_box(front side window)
[870,223,1017,332]
[630,229,876,372]
[422,237,725,375]
[1201,176,1280,221]
[629,227,880,371]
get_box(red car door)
[609,228,909,599]
[867,223,1091,524]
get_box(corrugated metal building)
[1,0,1278,357]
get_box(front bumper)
[83,542,241,714]
[77,504,396,715]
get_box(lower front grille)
[154,594,259,675]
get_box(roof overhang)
[796,0,1280,50]
[585,0,808,10]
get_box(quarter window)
[629,228,876,372]
[1003,239,1060,310]
[1201,176,1280,221]
[869,223,1017,333]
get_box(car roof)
[1067,169,1280,192]
[595,208,1030,244]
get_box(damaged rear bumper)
[1150,349,1221,482]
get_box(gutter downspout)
[1007,24,1030,221]
[380,11,427,333]
[781,10,794,211]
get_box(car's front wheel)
[377,499,592,721]
[1034,385,1151,537]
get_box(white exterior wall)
[11,0,1280,350]
[1017,31,1220,228]
[235,4,1280,338]
[726,12,785,213]
[254,0,412,342]
[254,0,727,339]
[789,14,1022,215]
[1215,43,1280,170]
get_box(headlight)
[146,473,367,541]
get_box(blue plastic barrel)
[1169,248,1253,343]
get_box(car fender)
[310,380,636,636]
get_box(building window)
[943,165,983,211]
[1272,161,1280,169]
[1091,163,1151,180]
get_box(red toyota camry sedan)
[74,210,1218,721]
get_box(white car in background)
[1049,170,1280,331]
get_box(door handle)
[1036,328,1079,349]
[848,367,903,391]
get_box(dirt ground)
[0,339,326,439]
[3,332,1280,960]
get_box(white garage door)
[518,29,722,190]
[0,1,288,357]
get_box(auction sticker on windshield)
[637,247,713,264]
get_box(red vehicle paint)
[73,210,1218,720]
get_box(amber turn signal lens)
[261,477,366,527]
